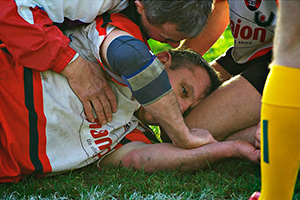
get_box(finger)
[254,132,261,143]
[90,98,107,125]
[105,90,118,113]
[254,140,260,149]
[98,95,113,122]
[82,100,95,123]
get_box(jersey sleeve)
[0,0,76,73]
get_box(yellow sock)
[260,65,300,200]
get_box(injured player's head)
[134,48,221,126]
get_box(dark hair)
[168,48,222,97]
[141,0,213,38]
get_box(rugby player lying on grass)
[0,13,260,182]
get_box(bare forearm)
[144,91,189,147]
[144,92,216,148]
[119,141,259,173]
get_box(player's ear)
[156,51,172,68]
[135,0,145,15]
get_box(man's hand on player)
[61,55,117,124]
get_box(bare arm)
[100,140,260,173]
[180,0,229,55]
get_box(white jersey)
[228,0,278,63]
[14,0,128,24]
[42,16,141,174]
[41,70,140,175]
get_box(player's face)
[136,58,210,125]
[138,4,186,48]
[141,19,186,48]
[166,65,210,115]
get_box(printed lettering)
[89,123,102,129]
[88,118,102,128]
[238,41,252,45]
[95,138,113,151]
[90,129,109,139]
[253,27,266,42]
[231,19,241,38]
[87,139,92,145]
[91,146,99,155]
[94,147,112,158]
[230,19,267,43]
[240,26,252,40]
[88,123,113,158]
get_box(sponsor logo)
[254,11,276,27]
[88,122,112,158]
[86,119,133,158]
[245,0,261,11]
[230,19,267,43]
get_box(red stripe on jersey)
[125,129,153,144]
[31,70,52,174]
[247,46,273,61]
[95,13,149,49]
[113,128,153,151]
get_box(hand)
[254,122,261,149]
[173,128,217,149]
[233,140,261,164]
[61,55,117,124]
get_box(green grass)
[1,162,299,199]
[1,162,263,199]
[1,27,299,199]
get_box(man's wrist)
[170,125,191,148]
[60,54,84,78]
[69,53,80,65]
[51,45,77,73]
